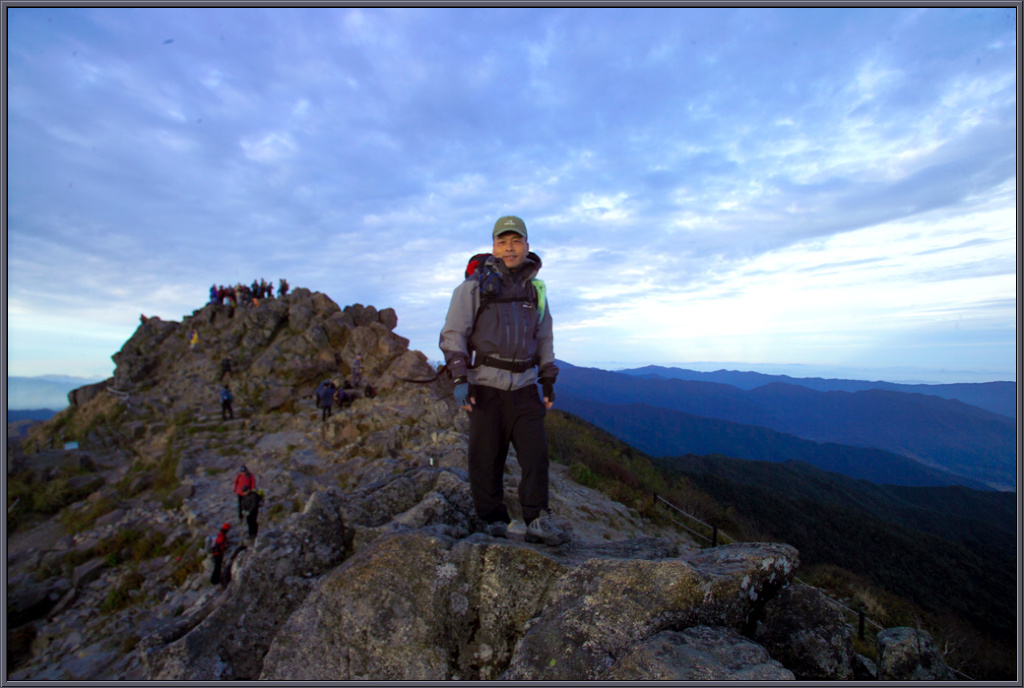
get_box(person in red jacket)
[210,522,230,585]
[233,466,256,523]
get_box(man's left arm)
[535,297,558,408]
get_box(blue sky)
[6,7,1017,384]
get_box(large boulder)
[502,541,798,680]
[68,379,113,407]
[603,625,795,680]
[260,532,567,680]
[876,627,956,681]
[754,582,855,680]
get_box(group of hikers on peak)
[210,278,289,309]
[207,214,566,588]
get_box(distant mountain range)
[617,365,1016,418]
[557,397,992,489]
[556,362,1017,491]
[6,409,58,422]
[7,376,105,411]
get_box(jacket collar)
[487,251,542,281]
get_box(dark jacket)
[240,490,262,513]
[439,253,557,392]
[211,530,228,556]
[317,385,335,408]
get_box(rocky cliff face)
[7,289,955,681]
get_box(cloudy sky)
[6,6,1017,384]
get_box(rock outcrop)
[7,288,959,681]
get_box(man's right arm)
[439,280,477,381]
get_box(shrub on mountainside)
[546,411,745,535]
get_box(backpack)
[465,253,547,322]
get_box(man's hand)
[454,380,475,412]
[541,379,555,410]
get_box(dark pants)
[246,507,259,538]
[468,384,549,525]
[211,553,223,585]
[237,495,245,522]
[222,401,233,420]
[322,405,332,421]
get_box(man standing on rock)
[440,215,568,546]
[233,465,256,523]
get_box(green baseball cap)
[493,215,527,239]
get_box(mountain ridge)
[556,362,1016,490]
[556,394,992,490]
[616,364,1016,418]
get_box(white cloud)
[5,6,1016,382]
[240,131,296,162]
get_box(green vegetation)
[546,410,741,533]
[58,495,117,535]
[7,465,100,533]
[99,567,146,613]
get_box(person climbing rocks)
[220,385,234,420]
[240,487,264,539]
[439,215,567,546]
[334,385,353,409]
[317,381,336,421]
[220,354,234,381]
[279,278,289,296]
[210,522,230,585]
[233,465,256,523]
[351,353,364,388]
[189,329,199,351]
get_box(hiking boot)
[484,521,509,539]
[525,510,570,546]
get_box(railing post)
[858,609,865,640]
[711,525,718,547]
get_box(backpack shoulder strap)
[531,278,547,321]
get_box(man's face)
[493,232,528,270]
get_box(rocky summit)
[6,288,956,681]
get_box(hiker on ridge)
[220,354,233,381]
[240,486,264,540]
[233,465,256,523]
[220,385,234,420]
[317,381,336,421]
[439,215,567,546]
[210,522,230,585]
[351,353,364,388]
